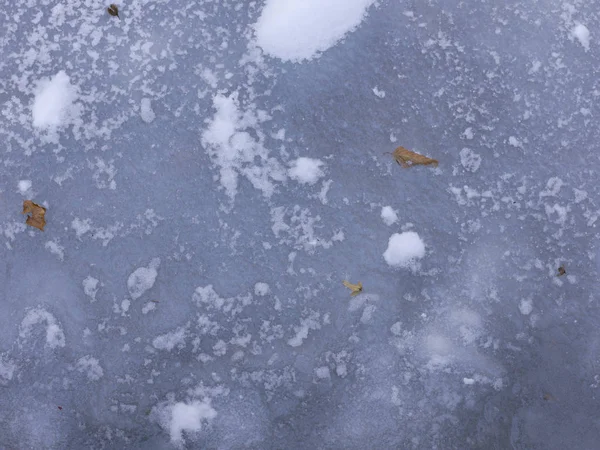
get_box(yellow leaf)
[343,280,362,297]
[22,200,46,231]
[389,146,438,168]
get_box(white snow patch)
[153,326,187,351]
[76,355,104,381]
[381,206,398,226]
[540,177,563,197]
[254,0,376,62]
[383,232,426,268]
[156,400,217,445]
[508,136,522,148]
[572,23,590,50]
[83,276,100,302]
[17,180,32,195]
[45,240,65,261]
[288,312,321,347]
[0,355,16,383]
[372,87,386,98]
[315,366,331,379]
[71,218,92,238]
[32,71,82,132]
[519,299,533,315]
[288,157,325,185]
[140,98,156,123]
[19,308,66,348]
[254,282,270,296]
[142,302,157,314]
[459,148,481,172]
[127,258,160,300]
[201,92,285,199]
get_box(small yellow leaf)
[22,200,46,231]
[389,146,438,168]
[343,280,362,297]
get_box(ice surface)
[1,0,600,448]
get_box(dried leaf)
[557,266,566,276]
[22,200,46,231]
[107,4,120,19]
[57,406,63,410]
[543,393,554,401]
[389,146,438,168]
[343,280,363,297]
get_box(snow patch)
[288,157,325,185]
[254,0,376,62]
[519,299,533,315]
[83,276,100,302]
[19,308,66,348]
[254,282,270,296]
[381,206,398,226]
[459,148,481,173]
[156,400,217,445]
[372,87,386,98]
[128,258,160,300]
[45,240,65,261]
[572,23,590,50]
[153,326,187,351]
[383,232,426,268]
[32,71,82,133]
[140,98,156,123]
[17,180,32,195]
[76,355,104,381]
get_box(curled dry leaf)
[107,4,120,19]
[22,200,46,231]
[343,280,363,297]
[557,266,566,277]
[387,146,438,168]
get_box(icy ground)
[1,0,600,448]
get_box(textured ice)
[1,0,600,448]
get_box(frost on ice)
[254,0,376,61]
[127,258,160,300]
[383,231,426,268]
[288,157,325,185]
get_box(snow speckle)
[71,218,92,239]
[288,157,325,185]
[462,128,474,139]
[372,87,386,98]
[288,313,321,347]
[254,0,376,62]
[157,400,217,445]
[17,180,32,195]
[19,308,66,349]
[76,355,104,381]
[459,148,482,173]
[383,231,426,268]
[127,258,160,300]
[32,71,82,132]
[140,98,156,123]
[572,23,590,50]
[381,206,398,226]
[254,282,270,296]
[315,366,331,379]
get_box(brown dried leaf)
[343,280,363,297]
[557,266,566,276]
[390,146,438,168]
[107,4,120,19]
[22,200,46,231]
